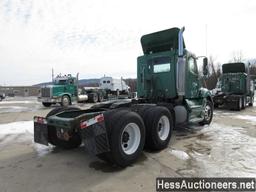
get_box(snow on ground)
[0,121,33,135]
[236,115,256,122]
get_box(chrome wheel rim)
[62,97,69,106]
[121,123,141,155]
[157,116,170,141]
[204,105,212,121]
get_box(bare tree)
[208,56,218,80]
[230,50,244,62]
[248,58,256,79]
[203,56,221,90]
[248,58,256,65]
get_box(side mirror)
[203,57,208,76]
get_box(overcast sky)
[0,0,256,85]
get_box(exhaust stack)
[76,73,79,98]
[178,27,185,56]
[176,27,186,96]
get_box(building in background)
[0,86,40,97]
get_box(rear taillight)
[34,116,47,124]
[96,114,104,123]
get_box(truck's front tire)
[46,107,82,149]
[143,106,173,150]
[61,95,71,107]
[42,102,51,107]
[199,100,213,125]
[99,110,145,167]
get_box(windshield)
[54,79,67,85]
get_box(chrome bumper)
[38,97,61,103]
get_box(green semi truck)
[38,74,105,107]
[34,27,213,167]
[213,62,254,110]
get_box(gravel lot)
[0,97,256,192]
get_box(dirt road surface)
[0,97,256,192]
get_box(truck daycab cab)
[137,27,213,125]
[38,74,79,107]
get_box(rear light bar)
[80,114,104,129]
[34,116,47,124]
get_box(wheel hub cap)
[122,132,130,143]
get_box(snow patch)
[235,115,256,122]
[0,121,34,135]
[0,100,36,104]
[169,149,190,160]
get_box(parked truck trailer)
[34,27,213,167]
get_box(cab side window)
[188,57,198,75]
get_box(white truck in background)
[99,77,130,95]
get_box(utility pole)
[205,24,208,57]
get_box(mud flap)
[80,121,110,155]
[34,122,48,146]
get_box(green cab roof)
[222,62,246,73]
[140,27,185,54]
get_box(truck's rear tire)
[199,100,213,125]
[98,93,103,102]
[143,106,173,150]
[249,96,254,106]
[116,89,120,96]
[98,110,145,167]
[97,110,130,164]
[61,95,71,107]
[46,107,82,149]
[242,96,246,109]
[236,97,242,111]
[131,105,154,119]
[42,102,51,107]
[88,93,98,103]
